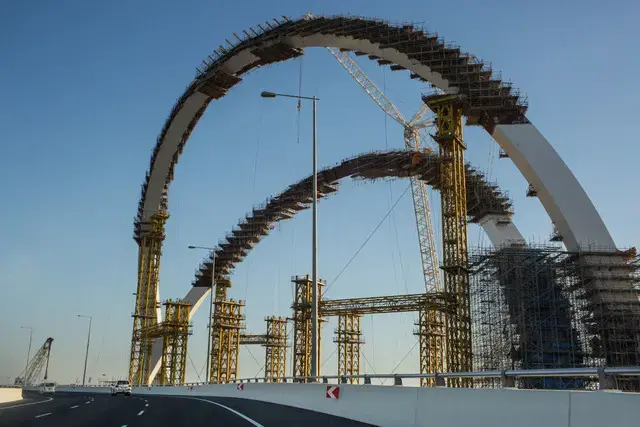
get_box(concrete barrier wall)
[0,387,22,404]
[60,383,640,427]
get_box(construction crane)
[328,49,446,382]
[15,337,54,386]
[327,47,441,293]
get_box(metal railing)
[141,367,640,391]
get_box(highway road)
[0,391,375,426]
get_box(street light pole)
[261,90,320,379]
[188,245,216,383]
[77,315,92,386]
[20,326,32,386]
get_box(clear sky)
[1,0,638,385]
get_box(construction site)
[125,15,640,392]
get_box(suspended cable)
[325,183,411,294]
[188,353,203,382]
[321,347,338,368]
[245,346,262,370]
[378,340,418,385]
[296,56,303,144]
[361,351,378,374]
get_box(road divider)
[57,383,640,427]
[0,387,22,404]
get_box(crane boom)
[17,337,54,386]
[328,47,441,292]
[327,48,406,127]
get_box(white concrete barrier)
[61,383,640,427]
[0,387,22,404]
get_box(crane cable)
[296,56,303,144]
[325,183,411,294]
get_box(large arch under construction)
[130,14,639,386]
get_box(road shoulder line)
[183,397,264,427]
[0,397,53,411]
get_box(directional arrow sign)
[237,383,244,391]
[326,385,340,399]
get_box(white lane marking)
[121,425,127,427]
[137,410,145,416]
[35,412,52,418]
[145,403,149,407]
[85,401,91,404]
[184,397,264,427]
[0,397,53,410]
[70,405,80,409]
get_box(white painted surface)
[477,214,526,248]
[61,383,640,427]
[0,387,22,404]
[493,123,615,251]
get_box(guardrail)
[143,367,640,390]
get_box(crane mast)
[16,337,54,386]
[327,47,441,292]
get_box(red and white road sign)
[326,385,340,399]
[237,383,244,391]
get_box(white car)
[110,380,132,396]
[40,382,56,395]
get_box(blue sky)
[1,0,638,384]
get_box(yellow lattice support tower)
[291,275,324,381]
[264,316,287,382]
[425,93,472,387]
[415,308,446,386]
[159,299,192,385]
[209,279,245,383]
[334,314,364,384]
[129,211,169,385]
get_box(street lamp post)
[77,315,92,386]
[188,245,216,383]
[261,90,320,379]
[20,326,33,386]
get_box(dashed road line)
[34,412,52,418]
[137,410,145,416]
[145,403,149,407]
[85,401,91,404]
[183,397,265,427]
[70,405,80,409]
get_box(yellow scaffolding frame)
[291,275,324,381]
[264,316,287,381]
[209,279,246,383]
[129,211,169,385]
[334,314,364,383]
[425,93,473,387]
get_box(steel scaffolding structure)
[469,245,640,390]
[240,317,288,382]
[159,300,192,385]
[130,211,168,385]
[424,94,472,386]
[209,279,246,383]
[334,314,364,383]
[291,275,325,381]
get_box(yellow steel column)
[334,313,363,384]
[209,280,229,383]
[425,94,472,387]
[129,211,169,386]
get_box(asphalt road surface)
[0,391,376,426]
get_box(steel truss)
[334,314,364,383]
[19,338,54,386]
[291,275,325,381]
[129,211,168,385]
[209,279,246,383]
[239,316,288,382]
[424,94,472,386]
[144,300,192,385]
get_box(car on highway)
[39,382,56,395]
[110,380,132,396]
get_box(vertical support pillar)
[291,275,324,381]
[129,211,169,386]
[159,300,192,385]
[415,307,446,386]
[334,313,364,384]
[209,279,245,383]
[425,94,472,387]
[264,316,287,382]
